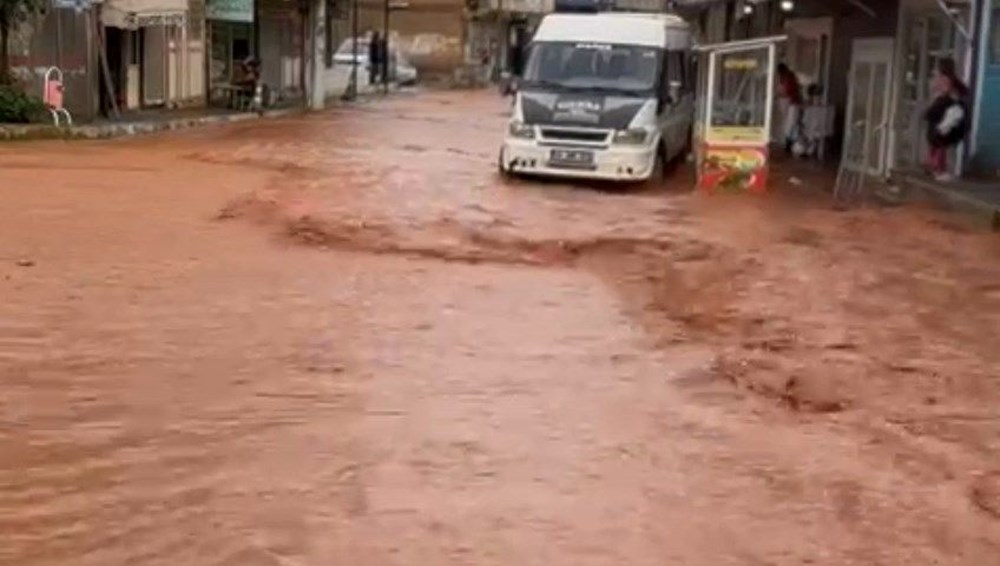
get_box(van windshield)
[522,41,662,96]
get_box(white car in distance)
[333,37,419,86]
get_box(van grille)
[539,128,609,144]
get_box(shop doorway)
[893,7,972,171]
[506,20,530,77]
[784,17,831,101]
[209,20,255,98]
[842,37,894,177]
[773,18,832,146]
[102,27,126,115]
[143,26,168,106]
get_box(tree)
[0,0,46,82]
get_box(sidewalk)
[322,66,407,103]
[0,106,303,142]
[892,169,1000,230]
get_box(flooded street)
[2,90,999,565]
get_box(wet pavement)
[2,90,999,565]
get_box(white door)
[842,38,894,176]
[143,26,168,106]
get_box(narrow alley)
[1,90,999,565]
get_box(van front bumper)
[500,138,657,182]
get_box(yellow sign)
[723,58,759,70]
[705,126,767,144]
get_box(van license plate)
[549,149,594,167]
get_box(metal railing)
[834,120,870,204]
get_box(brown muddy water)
[1,91,999,565]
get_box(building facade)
[98,0,206,112]
[972,0,1000,172]
[466,0,552,83]
[7,7,99,121]
[687,0,998,179]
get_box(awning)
[101,0,188,29]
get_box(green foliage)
[0,0,47,26]
[1,0,48,76]
[0,82,45,123]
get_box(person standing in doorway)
[776,63,804,154]
[380,34,391,84]
[923,58,969,182]
[368,31,383,85]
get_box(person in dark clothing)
[777,63,804,154]
[380,36,391,84]
[923,58,969,181]
[368,32,383,85]
[234,57,259,89]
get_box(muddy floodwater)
[2,91,999,565]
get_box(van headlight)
[508,121,535,140]
[612,128,649,145]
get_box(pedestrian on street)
[776,63,804,155]
[368,31,383,85]
[380,35,391,84]
[923,58,969,182]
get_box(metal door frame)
[842,37,895,176]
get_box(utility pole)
[346,0,359,99]
[253,0,260,57]
[383,0,390,93]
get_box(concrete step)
[894,170,1000,231]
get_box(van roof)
[533,13,691,49]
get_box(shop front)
[101,0,197,112]
[206,0,305,106]
[259,0,307,104]
[467,0,550,82]
[207,0,255,102]
[890,0,975,174]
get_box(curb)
[0,107,303,142]
[899,174,1000,231]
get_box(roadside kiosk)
[693,36,786,194]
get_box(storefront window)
[209,21,254,87]
[709,48,769,130]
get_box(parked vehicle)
[333,38,419,86]
[498,12,695,182]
